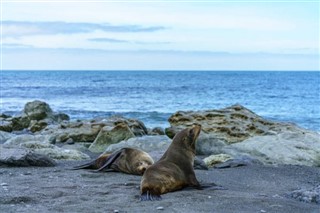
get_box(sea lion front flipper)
[94,149,123,172]
[140,191,162,201]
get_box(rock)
[11,116,31,131]
[104,135,171,153]
[20,142,90,160]
[111,117,148,136]
[66,138,74,144]
[167,104,286,144]
[194,156,208,170]
[52,113,70,122]
[0,114,11,119]
[0,101,70,133]
[0,120,13,132]
[46,122,102,143]
[228,131,320,166]
[23,100,53,121]
[126,119,148,136]
[0,131,15,144]
[89,123,135,153]
[0,147,56,167]
[29,120,48,133]
[149,127,165,135]
[290,185,320,204]
[203,154,233,168]
[4,134,51,147]
[167,105,320,166]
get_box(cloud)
[2,43,35,49]
[88,38,129,43]
[2,21,166,37]
[88,37,171,45]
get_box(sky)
[1,0,319,71]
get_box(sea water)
[1,71,319,130]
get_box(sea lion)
[140,124,207,201]
[73,147,154,175]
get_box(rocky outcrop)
[0,147,56,167]
[0,100,69,133]
[228,131,320,167]
[166,105,320,166]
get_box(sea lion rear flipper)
[140,191,162,201]
[72,159,97,170]
[94,149,122,172]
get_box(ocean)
[1,71,319,131]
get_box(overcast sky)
[1,0,319,71]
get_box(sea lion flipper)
[140,191,162,201]
[72,160,97,170]
[94,149,122,172]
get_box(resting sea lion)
[73,147,154,175]
[140,124,209,201]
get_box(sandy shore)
[0,160,319,213]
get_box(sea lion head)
[134,155,154,175]
[131,150,154,175]
[172,124,201,151]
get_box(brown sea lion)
[73,147,154,175]
[140,124,209,201]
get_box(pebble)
[260,210,266,213]
[156,206,164,210]
[1,183,8,186]
[208,196,212,199]
[114,210,119,213]
[23,172,32,176]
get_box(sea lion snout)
[190,124,201,140]
[137,162,152,174]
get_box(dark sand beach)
[1,160,319,213]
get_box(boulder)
[228,131,320,166]
[88,123,135,153]
[0,147,56,167]
[0,101,69,133]
[23,100,53,121]
[104,135,171,153]
[4,134,51,147]
[149,127,165,135]
[11,116,31,131]
[167,105,320,166]
[29,120,48,133]
[167,104,287,143]
[51,122,102,143]
[20,142,90,160]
